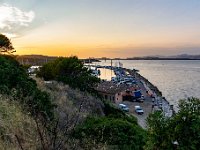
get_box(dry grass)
[34,77,104,122]
[33,77,105,149]
[0,77,105,149]
[0,95,41,150]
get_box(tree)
[73,116,146,149]
[0,34,15,53]
[0,55,54,120]
[145,111,174,150]
[37,56,100,94]
[146,98,200,150]
[171,98,200,149]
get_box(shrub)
[103,101,138,124]
[0,55,54,120]
[37,56,100,94]
[146,98,200,150]
[73,116,146,149]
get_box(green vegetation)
[146,98,200,150]
[73,102,146,150]
[0,55,54,120]
[0,95,41,149]
[1,53,199,149]
[1,34,200,149]
[0,34,15,53]
[74,116,146,150]
[37,56,100,94]
[103,101,138,124]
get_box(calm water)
[95,60,200,108]
[98,68,115,81]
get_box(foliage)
[0,34,15,53]
[37,56,100,94]
[32,77,105,149]
[171,98,200,150]
[73,102,145,149]
[0,55,54,120]
[73,116,146,150]
[146,98,200,150]
[0,95,42,149]
[103,100,138,124]
[145,111,173,150]
[22,64,31,70]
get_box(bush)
[146,98,200,150]
[73,116,146,149]
[37,56,100,94]
[103,101,138,124]
[0,55,54,120]
[0,96,42,149]
[73,101,145,149]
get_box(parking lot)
[116,100,152,129]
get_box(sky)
[1,0,200,58]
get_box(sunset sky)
[1,0,200,58]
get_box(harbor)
[87,63,174,128]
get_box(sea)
[94,60,200,109]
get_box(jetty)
[89,65,174,128]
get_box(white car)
[135,106,144,115]
[119,104,129,112]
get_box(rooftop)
[96,81,138,94]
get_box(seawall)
[124,68,175,117]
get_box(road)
[117,71,154,129]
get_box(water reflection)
[98,68,115,81]
[96,60,200,110]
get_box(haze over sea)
[97,60,200,109]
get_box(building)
[96,81,139,103]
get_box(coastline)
[92,64,174,128]
[124,68,175,117]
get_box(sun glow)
[1,1,200,58]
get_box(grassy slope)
[34,77,105,122]
[0,76,105,149]
[0,95,41,150]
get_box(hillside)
[0,95,41,149]
[0,54,145,149]
[34,77,105,124]
[0,54,199,149]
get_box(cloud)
[0,3,35,30]
[2,32,17,38]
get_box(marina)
[94,60,200,111]
[86,64,174,128]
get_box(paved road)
[117,70,154,129]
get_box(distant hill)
[16,55,58,65]
[126,54,200,60]
[170,54,200,59]
[16,55,100,65]
[14,54,200,66]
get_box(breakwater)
[124,68,174,117]
[91,64,174,117]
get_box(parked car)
[119,104,129,112]
[136,95,145,103]
[135,106,144,115]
